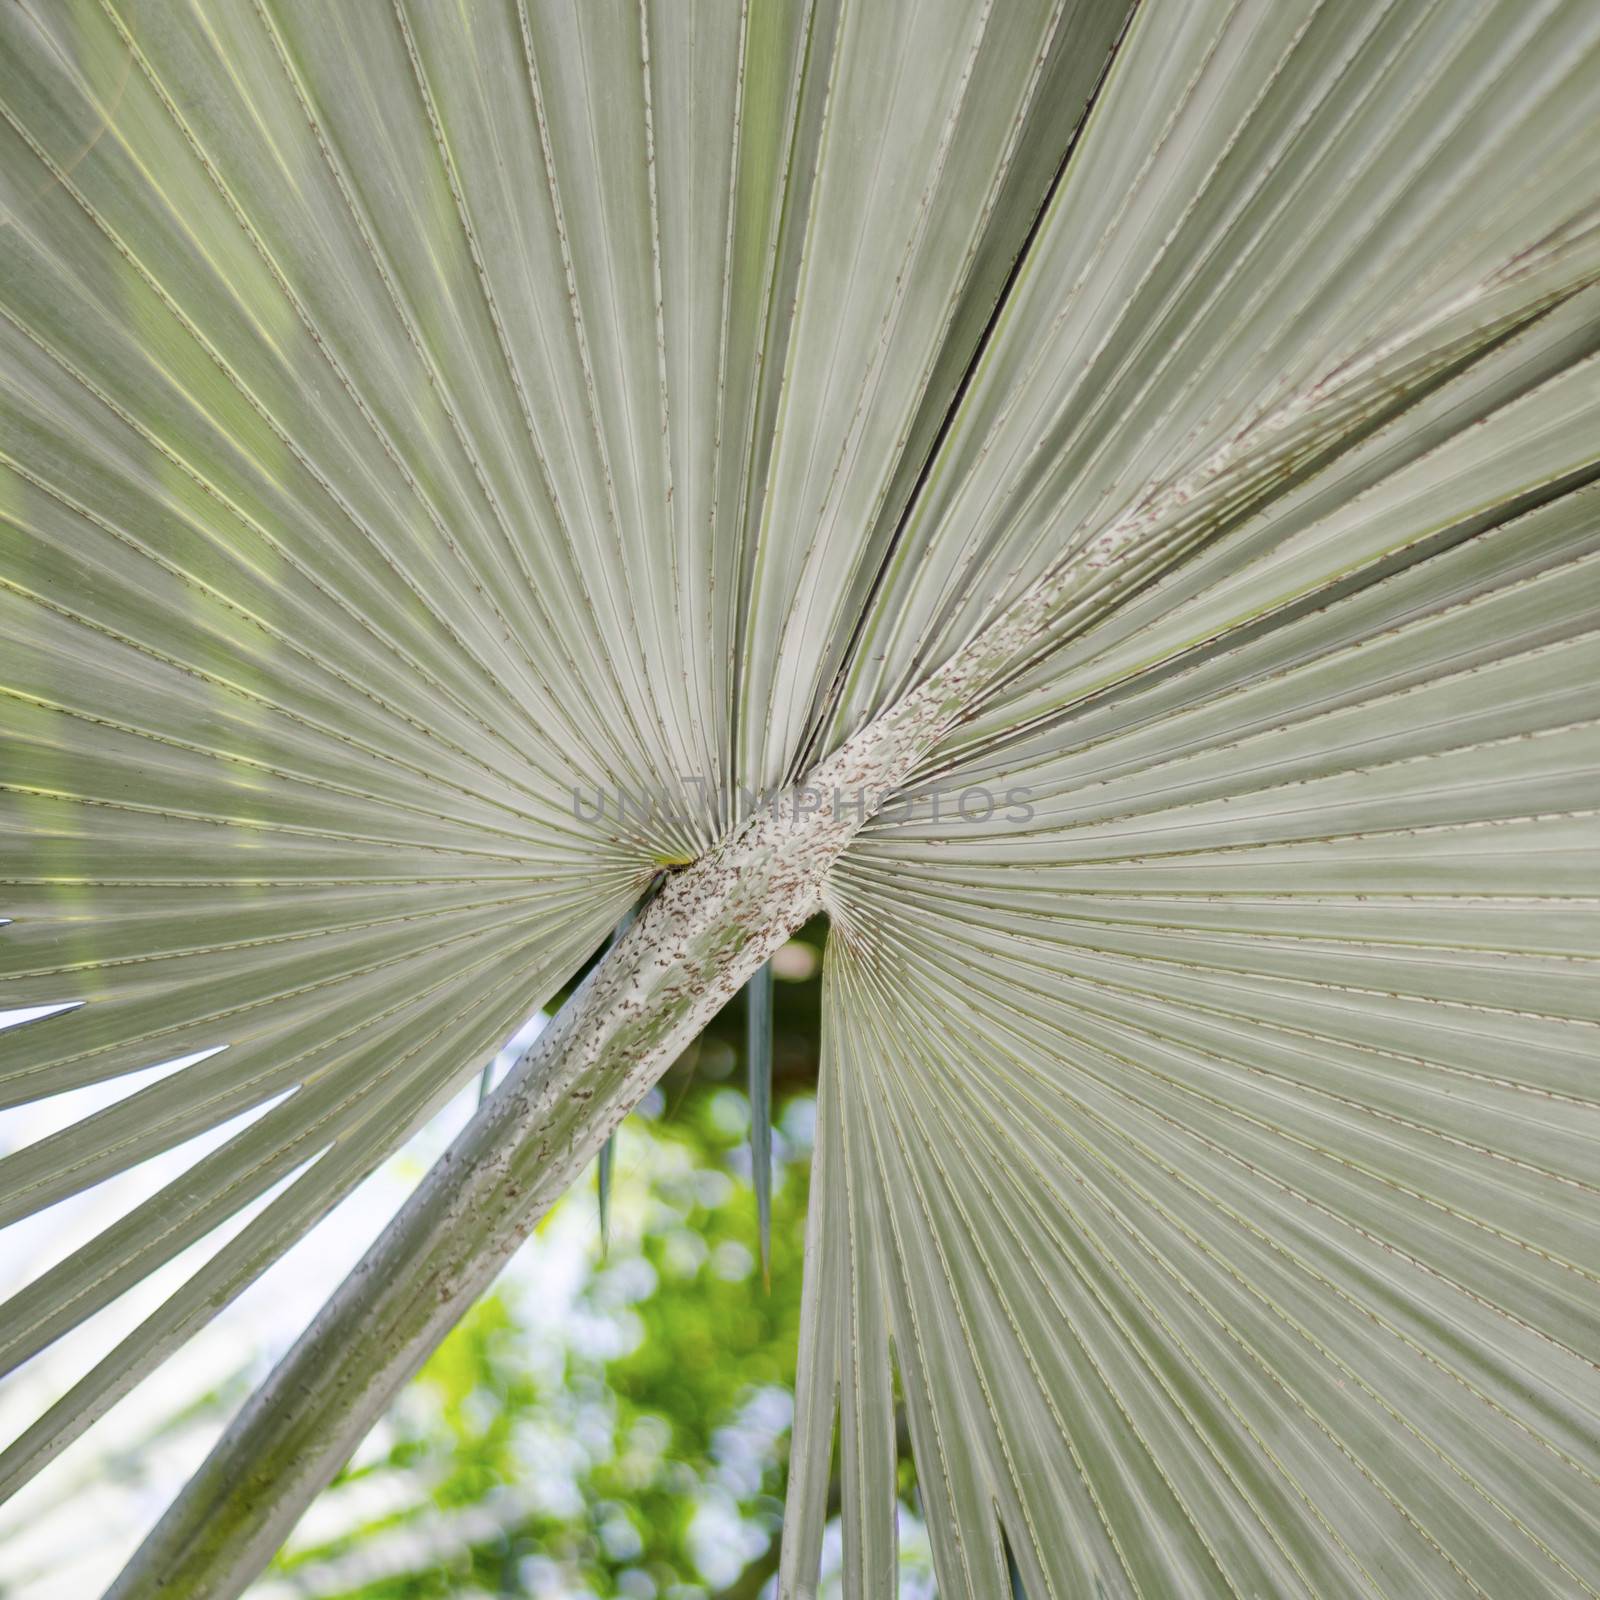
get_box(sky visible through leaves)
[0,931,933,1600]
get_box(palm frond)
[1,1,1597,1596]
[2,0,1114,1525]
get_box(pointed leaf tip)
[747,957,775,1290]
[596,1135,614,1258]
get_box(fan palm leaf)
[1,1,1596,1596]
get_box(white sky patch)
[0,1001,81,1034]
[0,1043,227,1154]
[0,1009,551,1600]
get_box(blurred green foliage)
[266,1097,811,1600]
[257,927,933,1600]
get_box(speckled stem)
[107,278,1439,1594]
[106,235,1593,1598]
[100,324,1413,1598]
[98,406,1261,1599]
[101,689,953,1599]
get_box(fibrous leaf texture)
[1,2,1597,1597]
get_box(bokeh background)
[0,922,938,1598]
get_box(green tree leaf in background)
[263,1087,820,1600]
[2,1,1598,1596]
